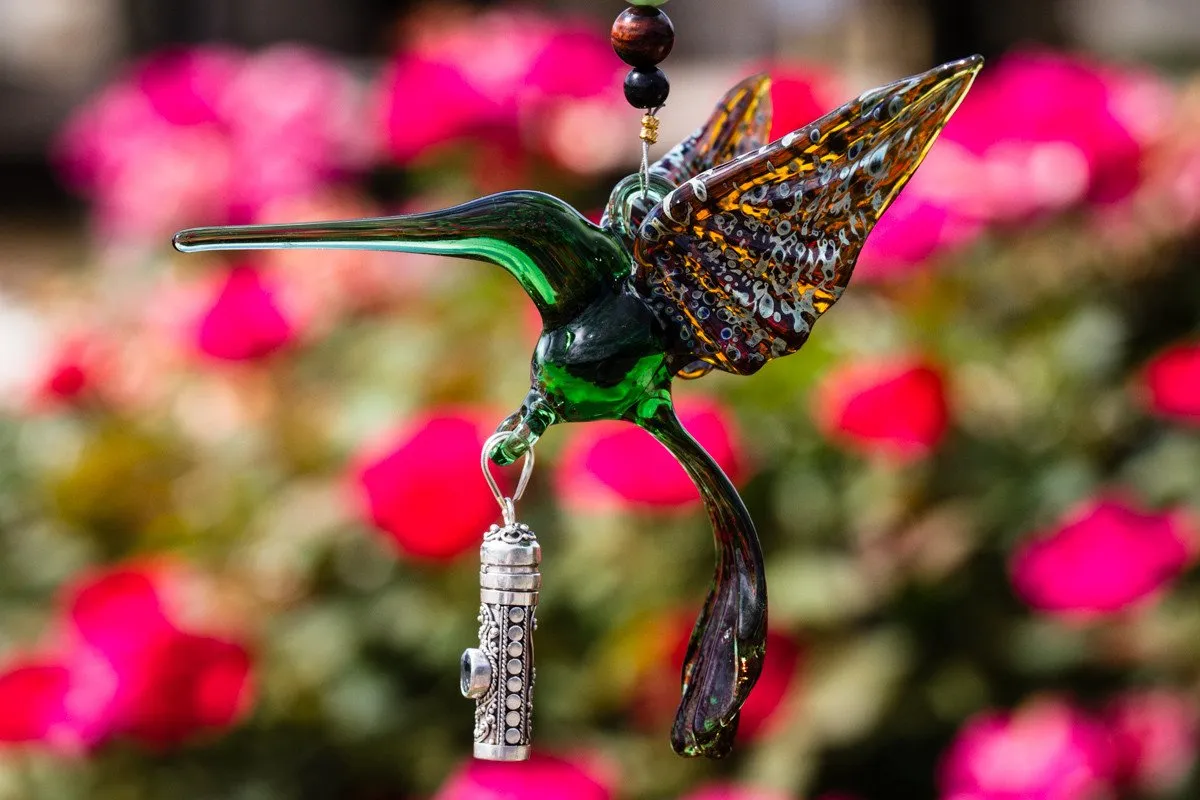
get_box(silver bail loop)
[481,432,534,526]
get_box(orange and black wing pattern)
[650,73,774,186]
[633,56,983,376]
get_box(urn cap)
[481,523,541,566]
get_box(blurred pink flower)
[0,660,71,746]
[682,790,857,800]
[0,561,254,752]
[434,751,612,800]
[377,56,495,165]
[1011,497,1196,618]
[219,46,370,221]
[55,44,366,242]
[814,359,950,461]
[30,336,117,408]
[855,192,984,280]
[766,66,837,142]
[556,398,745,511]
[353,411,510,562]
[1164,140,1200,227]
[39,355,89,402]
[377,8,625,176]
[679,784,793,800]
[939,698,1116,800]
[1141,341,1200,424]
[135,48,241,127]
[524,30,617,101]
[59,563,255,748]
[1107,689,1198,794]
[195,264,296,361]
[941,50,1168,221]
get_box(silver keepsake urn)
[460,522,540,761]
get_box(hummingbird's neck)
[173,190,628,326]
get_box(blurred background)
[2,1,1200,798]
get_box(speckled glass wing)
[651,73,773,186]
[601,74,773,240]
[632,55,984,376]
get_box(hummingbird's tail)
[638,396,767,760]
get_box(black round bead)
[624,67,670,109]
[611,6,675,69]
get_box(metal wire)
[639,106,662,200]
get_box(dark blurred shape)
[924,0,1067,62]
[123,0,405,54]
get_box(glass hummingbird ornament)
[174,54,984,759]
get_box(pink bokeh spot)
[59,563,255,749]
[941,50,1164,221]
[0,660,71,746]
[681,784,862,800]
[354,412,511,562]
[379,55,498,163]
[1107,690,1198,794]
[1011,496,1196,618]
[939,698,1116,800]
[1141,341,1200,424]
[434,751,613,800]
[66,564,174,651]
[0,561,254,753]
[814,359,950,461]
[113,634,254,748]
[54,44,366,242]
[764,66,837,143]
[525,28,620,100]
[195,264,296,362]
[556,398,745,511]
[40,359,89,402]
[679,784,794,800]
[135,48,242,127]
[31,336,117,409]
[856,192,984,280]
[376,9,624,176]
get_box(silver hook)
[481,432,535,526]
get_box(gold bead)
[639,113,661,145]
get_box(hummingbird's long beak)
[173,191,629,329]
[173,215,451,254]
